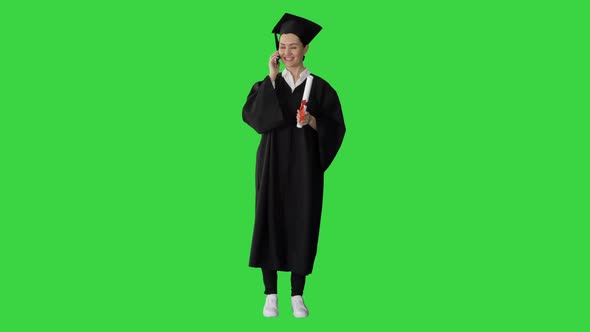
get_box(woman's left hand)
[296,112,317,130]
[297,111,310,126]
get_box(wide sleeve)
[242,76,285,134]
[315,83,346,172]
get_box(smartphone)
[275,57,280,65]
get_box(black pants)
[262,268,306,296]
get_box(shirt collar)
[282,68,311,90]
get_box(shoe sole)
[293,310,309,318]
[263,310,278,317]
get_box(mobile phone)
[275,57,280,65]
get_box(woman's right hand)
[269,51,280,81]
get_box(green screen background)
[1,0,587,331]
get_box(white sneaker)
[263,294,278,317]
[291,295,309,318]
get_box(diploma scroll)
[297,75,314,128]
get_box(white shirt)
[271,68,311,92]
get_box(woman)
[242,13,346,318]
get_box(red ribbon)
[298,100,307,124]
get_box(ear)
[303,44,309,54]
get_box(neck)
[286,65,306,81]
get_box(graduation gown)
[242,73,345,275]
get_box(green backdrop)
[1,0,587,331]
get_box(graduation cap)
[272,13,322,50]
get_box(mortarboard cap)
[272,13,322,50]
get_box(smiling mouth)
[283,57,294,61]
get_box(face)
[278,33,309,67]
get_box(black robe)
[242,73,345,275]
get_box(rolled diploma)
[297,75,314,128]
